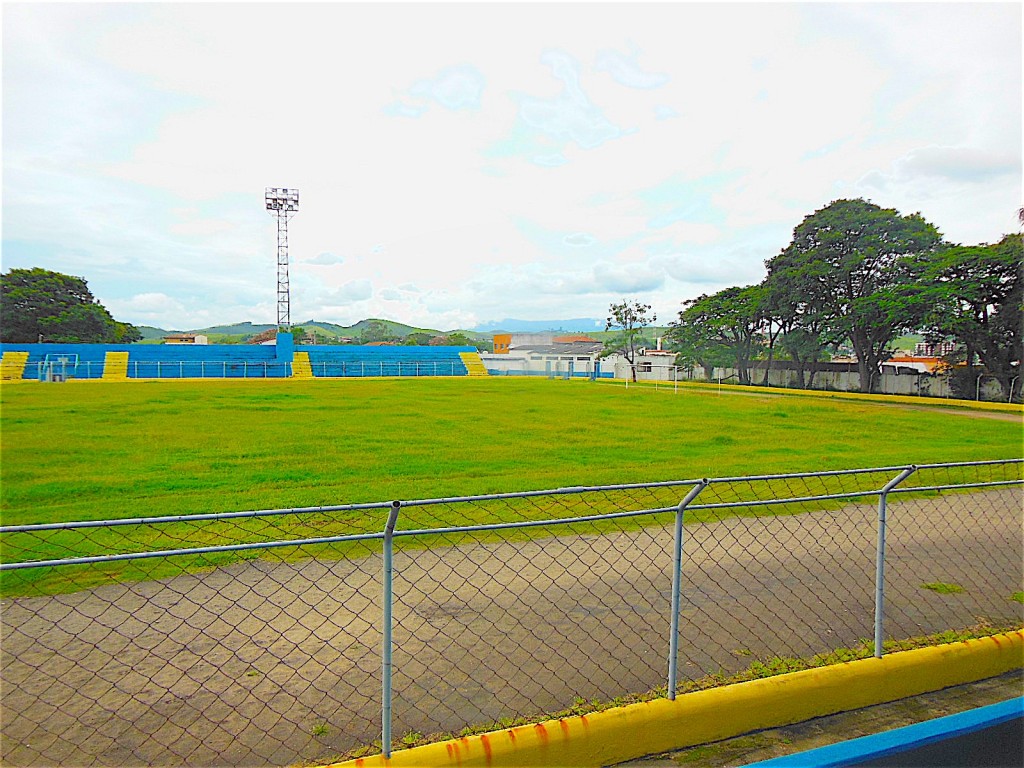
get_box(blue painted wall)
[0,343,476,379]
[302,345,473,378]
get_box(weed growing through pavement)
[921,582,965,594]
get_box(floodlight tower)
[265,187,299,331]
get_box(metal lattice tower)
[265,187,299,330]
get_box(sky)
[2,2,1021,332]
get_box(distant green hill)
[134,319,493,344]
[192,321,276,337]
[137,325,180,340]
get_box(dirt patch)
[2,489,1021,766]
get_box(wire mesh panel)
[677,471,890,679]
[389,512,676,740]
[882,463,1024,642]
[1,511,390,767]
[1,461,1021,766]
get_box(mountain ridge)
[135,318,608,340]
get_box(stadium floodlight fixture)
[265,187,299,212]
[266,187,299,331]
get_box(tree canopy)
[664,199,1021,399]
[765,199,944,392]
[919,234,1022,400]
[1,267,141,344]
[671,286,763,385]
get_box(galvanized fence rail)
[1,460,1021,766]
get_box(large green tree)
[766,199,944,392]
[920,234,1023,401]
[762,250,833,389]
[1,267,141,343]
[667,320,733,381]
[671,285,764,385]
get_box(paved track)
[2,489,1021,766]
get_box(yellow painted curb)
[330,632,1023,768]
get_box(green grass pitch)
[1,377,1020,596]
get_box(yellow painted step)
[459,351,489,377]
[0,351,30,381]
[103,351,129,381]
[292,351,314,379]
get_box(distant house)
[247,329,277,345]
[913,341,958,358]
[884,356,946,374]
[163,334,208,345]
[492,332,600,355]
[481,332,608,377]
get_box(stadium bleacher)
[0,343,478,380]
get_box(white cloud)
[594,46,669,90]
[304,252,346,266]
[385,64,486,117]
[3,3,1019,330]
[323,279,373,304]
[887,146,1018,185]
[563,232,595,247]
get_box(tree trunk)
[761,346,775,386]
[792,355,807,389]
[737,361,750,385]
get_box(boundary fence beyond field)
[1,460,1022,766]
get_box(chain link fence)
[2,460,1021,766]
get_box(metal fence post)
[668,479,709,699]
[381,500,402,758]
[874,466,916,658]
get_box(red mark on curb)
[534,724,549,745]
[447,741,463,766]
[508,730,517,744]
[558,720,570,739]
[579,715,590,732]
[991,636,1002,648]
[480,734,493,766]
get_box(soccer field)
[1,377,1021,765]
[2,377,1020,528]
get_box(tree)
[767,199,944,392]
[667,321,732,381]
[1,267,141,343]
[111,321,143,343]
[762,254,832,389]
[605,300,656,381]
[671,286,764,385]
[360,319,394,344]
[404,332,433,346]
[919,234,1023,401]
[779,327,830,389]
[445,332,474,347]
